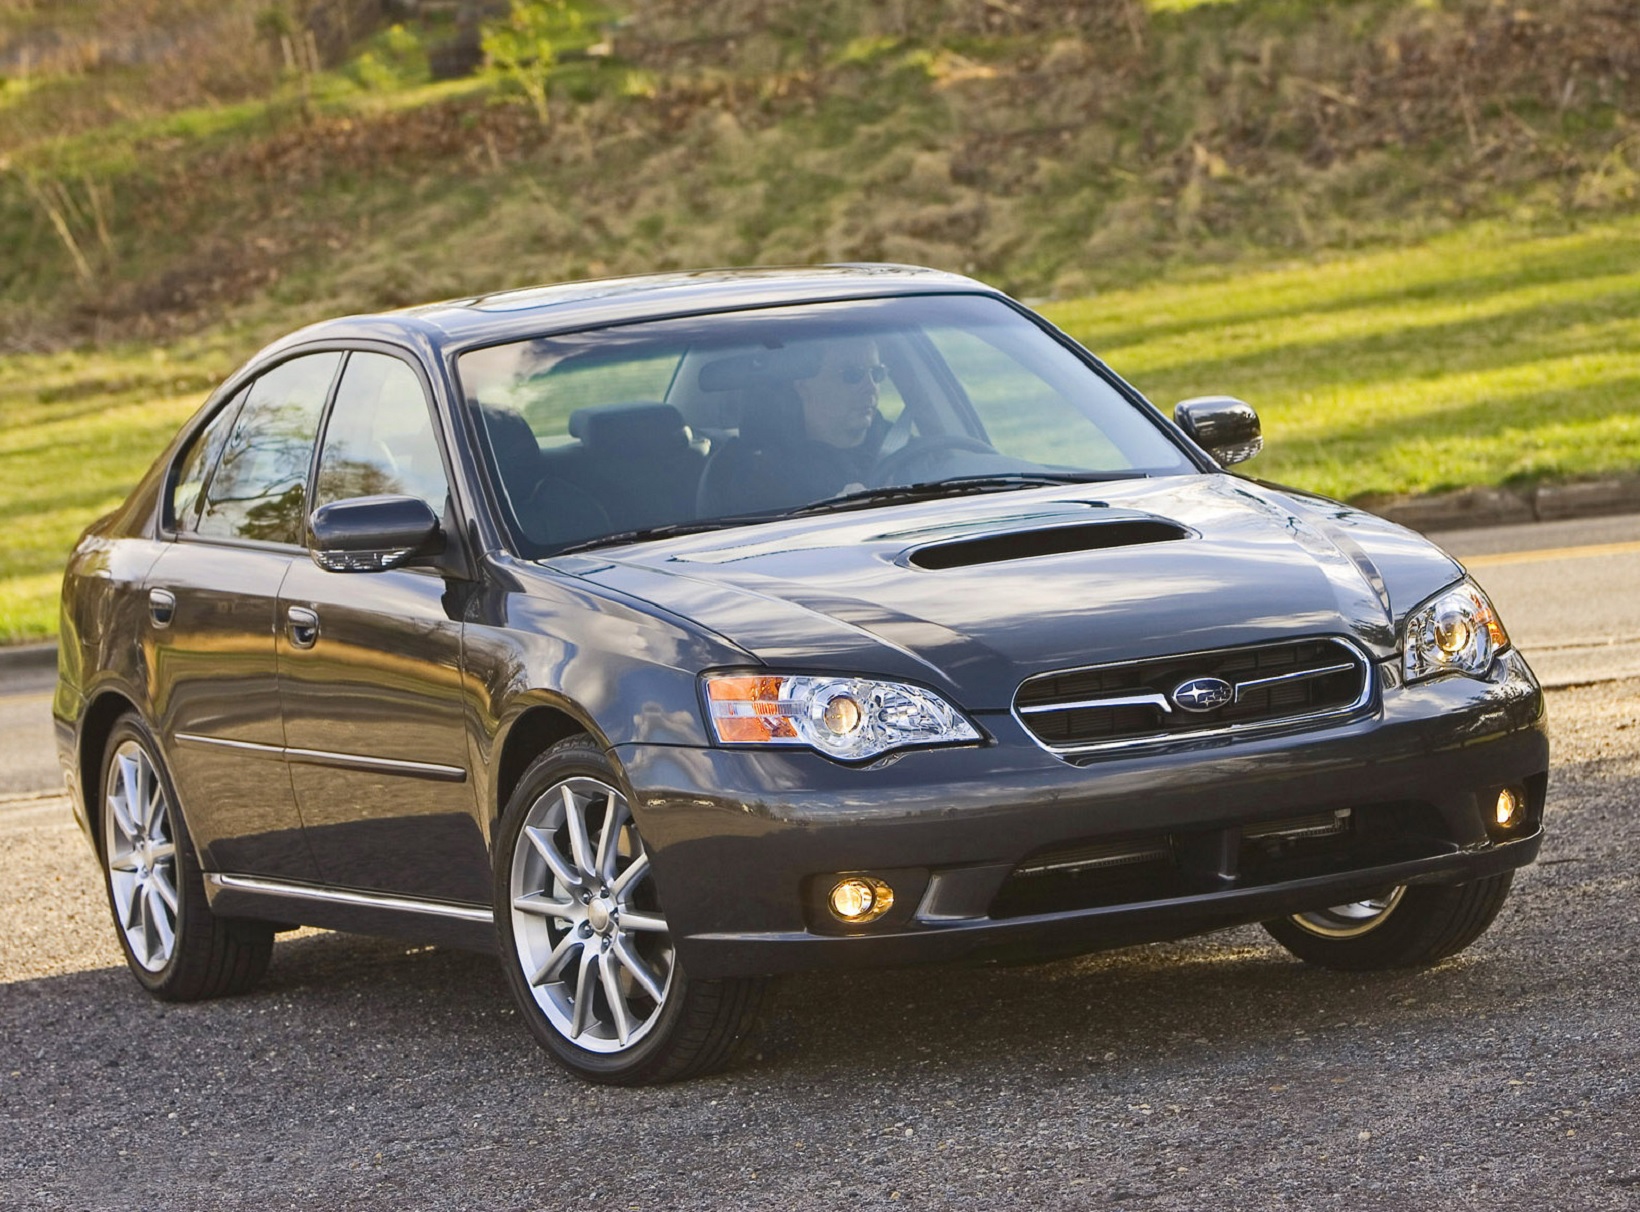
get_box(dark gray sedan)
[54,266,1547,1083]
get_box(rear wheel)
[99,714,273,1000]
[495,734,763,1084]
[1262,874,1515,970]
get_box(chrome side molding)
[205,873,493,924]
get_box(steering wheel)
[871,434,998,487]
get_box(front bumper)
[618,651,1549,979]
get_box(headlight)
[703,674,980,760]
[1402,579,1509,682]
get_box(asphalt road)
[1439,513,1640,688]
[1,518,1637,1210]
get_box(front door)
[277,350,488,903]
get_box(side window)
[170,385,247,534]
[197,352,341,545]
[314,352,450,513]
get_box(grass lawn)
[4,215,1638,644]
[1047,216,1640,502]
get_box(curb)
[0,642,57,676]
[1358,476,1640,533]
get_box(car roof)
[259,264,1003,362]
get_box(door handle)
[286,605,320,649]
[148,588,176,629]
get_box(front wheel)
[495,735,763,1084]
[1262,873,1515,970]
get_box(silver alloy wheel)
[103,739,180,973]
[508,776,675,1054]
[1288,886,1407,939]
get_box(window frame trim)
[160,348,346,550]
[159,340,472,567]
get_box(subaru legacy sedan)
[55,266,1547,1084]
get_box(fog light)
[828,876,894,924]
[1494,787,1523,829]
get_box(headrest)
[479,406,543,497]
[697,346,823,392]
[568,402,690,453]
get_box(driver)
[697,337,892,518]
[793,337,891,478]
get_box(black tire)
[494,734,764,1085]
[97,713,274,1000]
[1262,873,1515,970]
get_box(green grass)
[1045,216,1640,501]
[0,338,240,644]
[4,213,1637,644]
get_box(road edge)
[0,642,57,676]
[1359,475,1640,532]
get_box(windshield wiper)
[788,472,1140,518]
[548,518,763,556]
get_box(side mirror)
[309,495,444,573]
[1174,396,1263,467]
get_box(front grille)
[1015,637,1371,754]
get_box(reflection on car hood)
[549,475,1462,709]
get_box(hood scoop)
[907,519,1191,571]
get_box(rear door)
[276,349,487,903]
[146,352,340,880]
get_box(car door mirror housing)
[1174,396,1263,466]
[309,495,444,572]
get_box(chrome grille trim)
[1015,841,1174,878]
[1013,637,1374,757]
[1242,808,1353,841]
[1017,691,1174,716]
[1231,661,1357,701]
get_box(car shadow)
[2,919,1521,1087]
[4,814,1606,1094]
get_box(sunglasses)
[835,363,888,386]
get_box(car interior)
[470,333,938,551]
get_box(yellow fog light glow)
[829,876,894,923]
[1495,788,1523,829]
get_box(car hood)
[549,474,1463,710]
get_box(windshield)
[457,293,1197,556]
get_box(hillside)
[3,0,1638,346]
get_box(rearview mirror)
[1174,396,1263,467]
[309,495,444,573]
